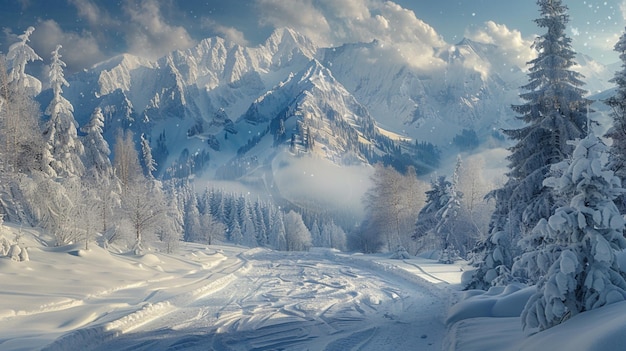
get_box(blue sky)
[1,0,624,73]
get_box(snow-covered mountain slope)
[321,38,525,146]
[58,27,614,186]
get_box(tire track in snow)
[40,255,247,351]
[51,249,449,351]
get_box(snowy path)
[35,248,450,351]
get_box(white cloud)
[69,0,118,28]
[256,0,331,43]
[29,19,106,72]
[465,21,536,68]
[201,19,250,46]
[122,0,196,59]
[255,0,446,69]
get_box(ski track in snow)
[33,248,451,351]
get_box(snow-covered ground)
[0,224,463,351]
[4,222,626,351]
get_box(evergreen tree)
[284,210,312,251]
[310,220,323,247]
[466,0,590,289]
[322,220,347,251]
[604,28,626,211]
[0,51,43,176]
[156,186,183,253]
[414,176,451,252]
[80,110,120,246]
[269,209,287,251]
[43,45,84,178]
[6,26,42,96]
[521,133,626,332]
[140,133,157,179]
[229,220,243,245]
[183,191,201,242]
[81,107,112,179]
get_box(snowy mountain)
[321,38,526,146]
[57,27,613,190]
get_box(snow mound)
[446,283,534,325]
[137,253,161,266]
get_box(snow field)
[0,226,465,351]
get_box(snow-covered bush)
[0,237,10,256]
[7,243,28,262]
[390,245,411,259]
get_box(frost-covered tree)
[521,133,626,332]
[183,191,201,243]
[604,28,626,211]
[27,176,85,246]
[269,209,287,251]
[505,0,590,242]
[121,180,166,254]
[0,53,43,176]
[436,156,463,258]
[322,220,347,251]
[457,156,493,240]
[229,220,243,245]
[284,210,312,251]
[113,129,142,193]
[414,176,451,252]
[466,0,590,289]
[157,190,183,254]
[362,164,424,252]
[6,26,42,96]
[43,45,84,178]
[140,133,157,179]
[81,107,120,242]
[199,211,226,245]
[81,107,112,179]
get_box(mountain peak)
[263,27,318,63]
[92,53,154,72]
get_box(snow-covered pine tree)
[81,109,120,247]
[81,107,112,179]
[43,45,85,178]
[414,175,451,252]
[140,133,157,179]
[310,220,323,247]
[1,50,44,176]
[269,209,287,251]
[182,190,201,242]
[435,156,464,262]
[6,26,42,96]
[323,220,347,251]
[229,220,243,245]
[521,133,626,332]
[604,28,626,212]
[158,188,183,254]
[466,0,590,289]
[81,108,121,245]
[284,210,312,251]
